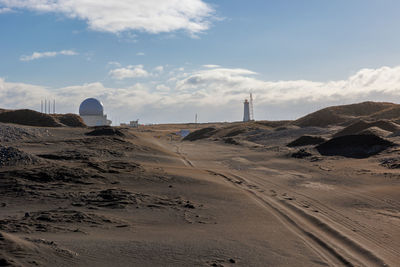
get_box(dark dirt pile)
[0,124,52,142]
[0,109,62,127]
[291,149,312,159]
[293,101,400,127]
[316,134,396,158]
[183,127,217,141]
[0,146,41,167]
[52,114,86,127]
[333,120,400,137]
[86,127,125,137]
[0,109,86,127]
[287,135,326,147]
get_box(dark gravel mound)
[0,146,41,167]
[183,127,217,141]
[316,134,396,158]
[52,113,86,127]
[287,135,326,147]
[0,109,62,127]
[0,108,86,127]
[86,127,125,137]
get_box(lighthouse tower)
[243,99,250,122]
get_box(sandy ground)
[0,123,399,266]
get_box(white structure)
[120,120,139,128]
[243,99,250,122]
[79,98,112,126]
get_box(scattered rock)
[223,137,240,145]
[291,149,312,158]
[380,158,400,169]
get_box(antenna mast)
[249,93,254,121]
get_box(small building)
[79,98,112,127]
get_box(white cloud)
[2,65,400,123]
[0,0,215,35]
[202,64,220,68]
[136,52,145,56]
[154,66,164,73]
[156,84,170,91]
[0,7,12,13]
[20,50,78,61]
[107,61,121,67]
[109,65,149,80]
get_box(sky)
[1,0,400,124]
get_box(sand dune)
[0,101,399,266]
[0,109,85,127]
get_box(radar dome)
[79,98,104,116]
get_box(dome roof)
[79,98,104,116]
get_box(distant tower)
[249,93,254,121]
[243,99,250,122]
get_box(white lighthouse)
[243,99,250,122]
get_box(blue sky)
[1,0,400,124]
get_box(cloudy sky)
[1,0,400,124]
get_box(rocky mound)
[86,127,125,137]
[0,109,62,127]
[183,127,217,141]
[52,113,86,127]
[287,135,326,147]
[0,109,86,127]
[0,146,41,167]
[333,120,400,137]
[293,102,400,127]
[0,124,52,142]
[316,134,395,158]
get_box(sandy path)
[173,140,400,266]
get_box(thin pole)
[41,100,43,113]
[53,99,55,114]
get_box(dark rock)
[224,137,240,145]
[291,149,312,158]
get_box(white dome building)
[79,98,112,126]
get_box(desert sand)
[1,102,400,266]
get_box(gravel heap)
[0,146,41,167]
[0,123,51,142]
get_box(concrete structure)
[243,99,250,122]
[79,98,112,126]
